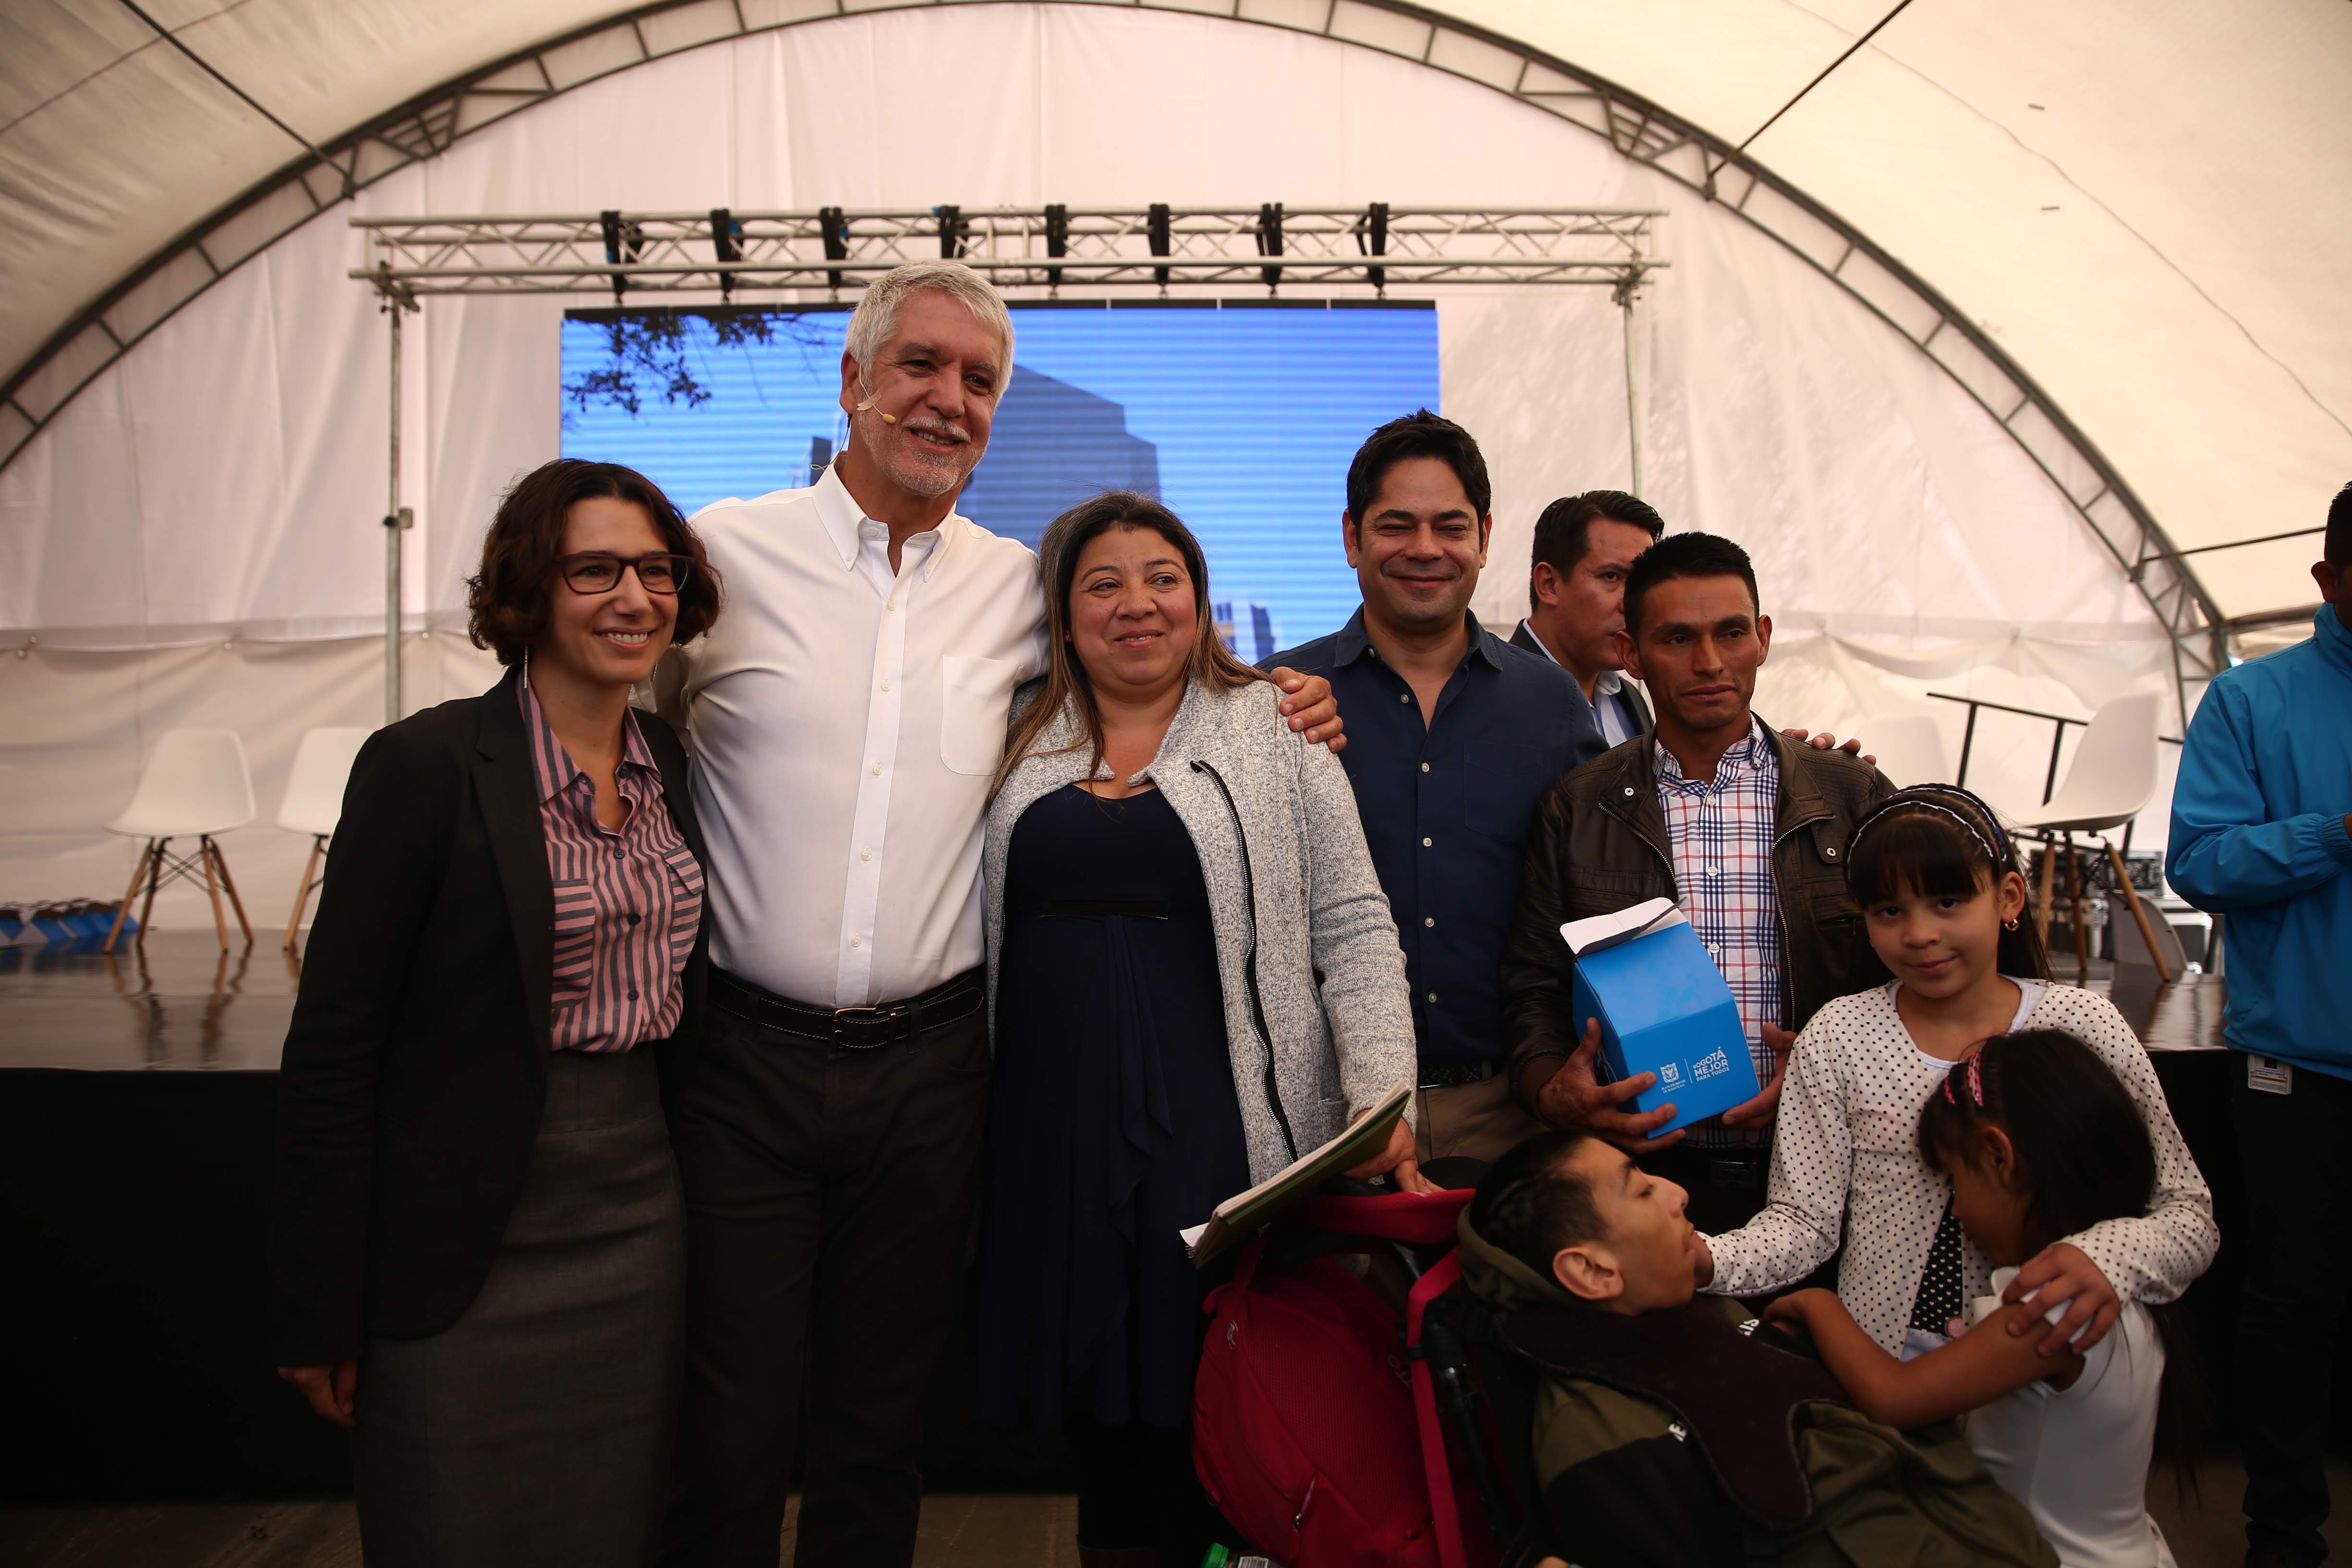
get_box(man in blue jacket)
[2167,481,2352,1568]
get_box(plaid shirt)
[1654,719,1782,1149]
[520,679,704,1053]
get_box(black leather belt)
[709,967,984,1050]
[1418,1059,1500,1090]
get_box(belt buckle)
[831,1003,902,1049]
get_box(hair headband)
[1904,783,2015,863]
[1851,798,2002,869]
[1940,1053,1988,1109]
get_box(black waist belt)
[1418,1059,1501,1090]
[709,966,984,1050]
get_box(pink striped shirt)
[520,680,704,1053]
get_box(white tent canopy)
[5,0,2346,628]
[0,0,2345,924]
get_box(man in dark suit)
[1514,491,1867,767]
[1511,490,1664,746]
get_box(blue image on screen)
[560,303,1441,656]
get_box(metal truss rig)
[3,0,2224,721]
[351,206,1666,298]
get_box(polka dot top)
[1703,981,2219,1355]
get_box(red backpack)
[1191,1191,1495,1568]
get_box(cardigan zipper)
[1190,758,1299,1165]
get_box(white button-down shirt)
[663,465,1047,1007]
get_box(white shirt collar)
[811,461,958,583]
[1515,619,1626,698]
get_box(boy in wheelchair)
[1458,1128,2057,1568]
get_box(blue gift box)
[1564,899,1760,1135]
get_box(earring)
[2002,915,2019,931]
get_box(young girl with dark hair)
[1767,1030,2197,1567]
[1697,784,2215,1367]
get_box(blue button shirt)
[1270,609,1605,1068]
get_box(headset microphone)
[853,383,899,425]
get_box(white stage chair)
[277,727,372,950]
[1858,712,1953,788]
[102,729,257,953]
[2005,690,2170,981]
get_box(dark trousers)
[659,975,991,1568]
[1071,1420,1225,1566]
[1639,1144,1771,1237]
[2233,1057,2352,1565]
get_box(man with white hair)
[656,261,1342,1568]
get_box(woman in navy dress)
[975,493,1421,1568]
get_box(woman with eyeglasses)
[269,459,722,1568]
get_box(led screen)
[560,301,1441,657]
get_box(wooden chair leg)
[284,835,324,952]
[198,835,230,953]
[2061,840,2093,984]
[2033,840,2058,948]
[104,841,155,954]
[2106,840,2173,983]
[208,838,253,946]
[136,839,168,943]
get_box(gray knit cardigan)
[982,677,1418,1186]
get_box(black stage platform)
[0,932,1075,1504]
[0,932,2275,1504]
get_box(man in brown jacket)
[1500,532,1892,1231]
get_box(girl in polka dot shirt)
[1694,785,2217,1361]
[1766,1031,2195,1568]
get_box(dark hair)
[1529,491,1666,611]
[1917,1029,2203,1488]
[1916,1030,2154,1252]
[1620,531,1758,639]
[2328,480,2351,569]
[466,459,721,666]
[1344,410,1491,531]
[1470,1127,1606,1280]
[1847,785,2051,981]
[993,490,1268,794]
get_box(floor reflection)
[0,929,296,1070]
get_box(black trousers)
[2233,1056,2352,1565]
[659,974,991,1568]
[1638,1144,1771,1237]
[1070,1420,1226,1566]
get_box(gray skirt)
[353,1047,685,1568]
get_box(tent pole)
[1616,273,1644,497]
[385,299,403,725]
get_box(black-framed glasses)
[556,552,691,595]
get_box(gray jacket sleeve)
[1289,728,1419,1124]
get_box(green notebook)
[1180,1078,1413,1267]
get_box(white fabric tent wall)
[0,4,2175,927]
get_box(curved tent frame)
[0,0,2227,715]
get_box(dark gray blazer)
[268,664,709,1365]
[1509,619,1653,735]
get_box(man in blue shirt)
[2167,482,2352,1568]
[1270,413,1607,1167]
